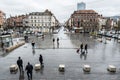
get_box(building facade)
[105,18,113,31]
[98,17,107,31]
[28,9,59,33]
[65,18,72,30]
[0,10,6,30]
[6,15,28,32]
[67,10,100,33]
[77,2,86,10]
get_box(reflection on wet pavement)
[0,27,120,80]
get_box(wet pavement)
[0,27,120,80]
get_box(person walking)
[80,43,83,52]
[17,57,23,74]
[53,38,55,49]
[25,62,33,80]
[1,42,4,51]
[42,34,44,40]
[31,41,35,49]
[24,36,27,42]
[85,44,88,53]
[39,54,43,66]
[57,37,59,43]
[57,37,59,48]
[53,38,55,43]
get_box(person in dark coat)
[53,38,55,43]
[1,42,4,50]
[31,41,35,48]
[25,62,33,80]
[85,44,88,53]
[57,37,59,48]
[39,54,43,66]
[57,37,59,43]
[17,57,23,73]
[1,42,4,48]
[24,36,27,42]
[42,34,44,40]
[80,43,83,52]
[24,35,28,42]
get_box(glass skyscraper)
[77,2,86,10]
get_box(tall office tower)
[77,2,86,10]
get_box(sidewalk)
[0,37,25,55]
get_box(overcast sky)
[0,0,120,23]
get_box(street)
[0,27,120,80]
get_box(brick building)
[6,15,28,31]
[69,10,100,33]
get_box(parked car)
[53,30,58,34]
[112,34,118,39]
[36,32,43,37]
[105,32,113,37]
[118,35,120,40]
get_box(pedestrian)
[26,35,28,42]
[31,41,35,48]
[57,37,59,43]
[24,36,26,42]
[42,34,44,40]
[57,37,59,48]
[17,57,23,74]
[85,44,88,53]
[25,62,33,80]
[80,43,83,52]
[39,54,43,66]
[76,48,80,53]
[53,38,55,43]
[1,42,4,50]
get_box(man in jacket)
[80,43,83,52]
[25,62,33,80]
[85,44,88,53]
[39,54,43,66]
[31,41,35,49]
[17,57,23,74]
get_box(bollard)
[35,64,41,71]
[83,65,91,73]
[59,64,65,72]
[107,65,116,73]
[10,64,18,73]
